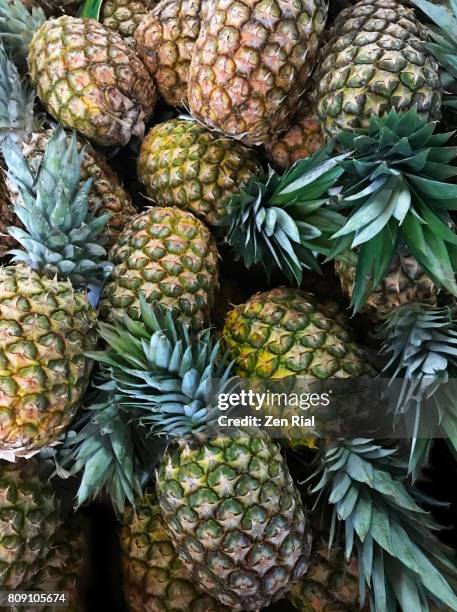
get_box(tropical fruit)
[264,104,324,171]
[20,132,136,248]
[157,428,312,610]
[0,129,108,458]
[121,491,228,611]
[101,207,219,328]
[0,0,157,146]
[134,0,208,107]
[223,287,366,380]
[335,253,438,320]
[21,518,87,612]
[288,536,364,611]
[314,0,442,138]
[100,0,156,39]
[0,459,60,589]
[137,118,262,226]
[188,0,328,145]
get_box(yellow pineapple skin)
[0,266,98,459]
[137,119,262,226]
[134,0,208,107]
[102,207,219,330]
[101,0,157,39]
[264,107,324,171]
[28,17,156,147]
[335,254,438,319]
[121,492,228,612]
[188,0,328,145]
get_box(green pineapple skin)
[157,429,312,611]
[0,459,60,590]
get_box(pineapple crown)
[410,0,457,108]
[376,303,457,476]
[0,0,45,71]
[2,126,111,288]
[309,438,457,612]
[218,148,347,284]
[57,300,232,513]
[329,107,457,312]
[0,42,37,142]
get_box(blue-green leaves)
[219,147,346,284]
[329,108,457,311]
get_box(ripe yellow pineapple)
[134,0,208,107]
[102,207,219,329]
[335,254,438,320]
[264,103,324,171]
[188,0,328,145]
[314,0,442,138]
[0,0,157,146]
[137,118,262,226]
[121,491,229,611]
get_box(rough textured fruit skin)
[101,0,157,39]
[335,254,438,320]
[137,119,262,226]
[157,429,312,610]
[0,265,98,458]
[28,17,156,147]
[134,0,208,107]
[17,131,136,249]
[188,0,328,145]
[102,207,219,329]
[288,537,364,612]
[315,0,442,139]
[21,519,87,612]
[264,106,324,171]
[121,491,228,611]
[223,287,366,379]
[0,459,60,589]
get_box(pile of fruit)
[0,0,457,609]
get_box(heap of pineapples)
[0,0,456,610]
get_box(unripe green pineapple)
[137,119,263,227]
[121,491,228,611]
[0,459,60,590]
[102,207,219,329]
[100,0,157,39]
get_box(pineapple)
[100,0,157,39]
[0,0,157,146]
[21,518,87,612]
[101,207,219,329]
[288,536,365,611]
[264,102,324,171]
[0,458,60,589]
[188,0,328,145]
[335,253,438,320]
[62,300,313,611]
[0,128,109,458]
[121,490,228,611]
[134,0,208,107]
[314,0,442,139]
[0,43,136,254]
[137,118,263,226]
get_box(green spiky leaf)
[0,0,45,71]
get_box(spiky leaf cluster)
[0,0,45,71]
[87,295,232,436]
[377,303,457,475]
[329,108,457,311]
[410,0,457,108]
[310,439,457,612]
[219,148,346,283]
[0,41,37,142]
[2,127,110,287]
